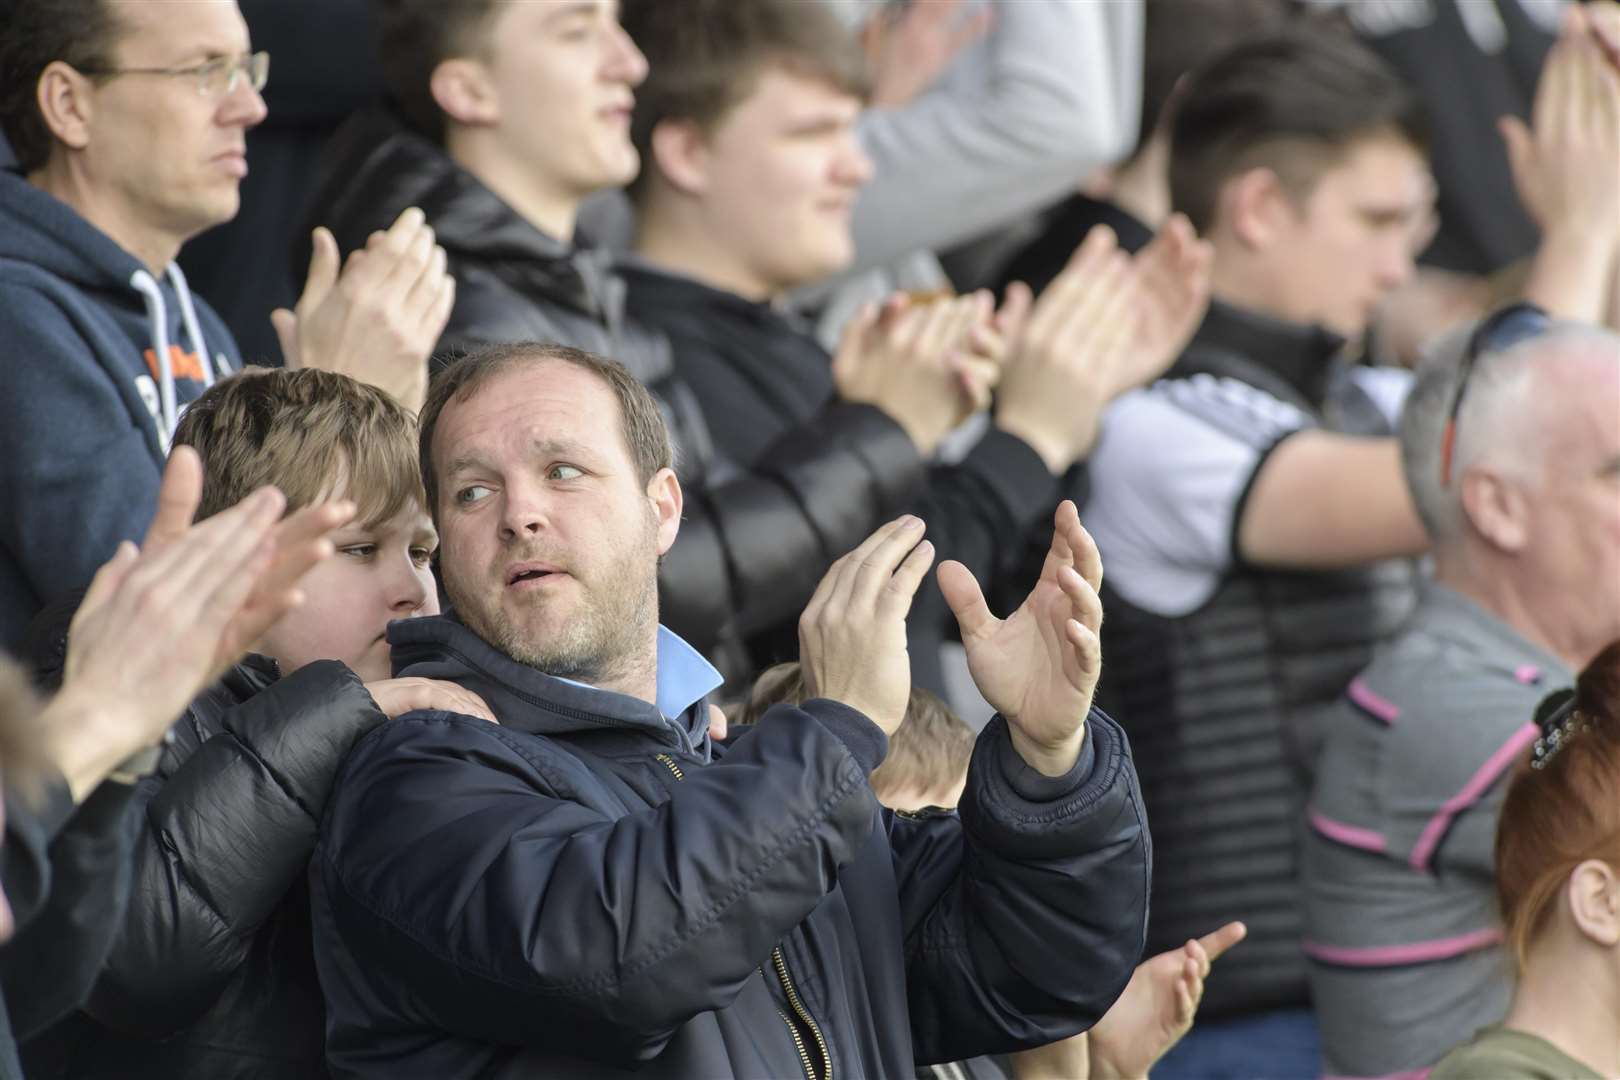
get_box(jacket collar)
[386,614,720,757]
[1179,298,1348,410]
[313,108,622,324]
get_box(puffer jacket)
[23,657,387,1080]
[304,110,929,684]
[311,614,1151,1078]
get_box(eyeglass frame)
[75,51,270,100]
[1437,301,1551,488]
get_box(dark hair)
[1496,641,1620,971]
[1169,28,1425,232]
[373,0,500,143]
[0,0,123,172]
[418,342,674,520]
[173,366,426,528]
[621,0,869,199]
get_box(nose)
[1376,234,1415,292]
[220,78,268,129]
[384,550,432,615]
[834,135,875,189]
[497,479,551,544]
[607,21,649,86]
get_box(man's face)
[1518,352,1620,653]
[477,0,648,200]
[692,67,872,296]
[257,502,439,683]
[1258,134,1431,339]
[78,1,267,243]
[433,362,678,684]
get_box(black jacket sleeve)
[315,699,887,1064]
[81,661,385,1037]
[891,711,1150,1063]
[0,780,139,1040]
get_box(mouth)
[215,150,248,177]
[507,562,566,588]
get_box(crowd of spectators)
[0,1,1616,1078]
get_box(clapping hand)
[937,500,1102,776]
[273,207,455,413]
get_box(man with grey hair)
[1300,307,1620,1076]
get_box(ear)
[1459,467,1531,552]
[1222,166,1290,252]
[35,60,97,154]
[430,57,500,128]
[1566,859,1620,947]
[647,466,683,556]
[648,118,713,197]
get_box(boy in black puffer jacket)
[22,368,492,1080]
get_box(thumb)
[270,308,301,368]
[707,703,728,742]
[142,445,205,549]
[937,559,996,640]
[299,227,340,311]
[1197,921,1248,966]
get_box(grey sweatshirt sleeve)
[847,0,1144,272]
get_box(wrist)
[994,410,1074,474]
[1007,721,1086,778]
[38,686,147,802]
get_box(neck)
[29,160,182,274]
[1208,254,1293,328]
[587,624,660,707]
[1104,144,1171,231]
[635,204,776,302]
[446,130,581,245]
[1435,548,1596,672]
[1505,944,1620,1076]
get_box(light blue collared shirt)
[553,625,723,722]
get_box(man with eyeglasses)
[0,0,451,652]
[1301,309,1620,1076]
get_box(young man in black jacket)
[23,369,492,1080]
[305,0,991,685]
[310,341,1150,1078]
[618,0,1214,687]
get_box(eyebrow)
[542,0,600,25]
[442,438,595,479]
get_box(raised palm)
[937,501,1103,764]
[1114,213,1213,398]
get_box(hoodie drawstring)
[129,262,223,453]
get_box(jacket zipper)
[772,946,833,1080]
[654,752,831,1079]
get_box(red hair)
[1495,640,1620,970]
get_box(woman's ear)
[1567,859,1620,947]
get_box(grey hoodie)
[0,168,241,649]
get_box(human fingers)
[252,500,355,600]
[67,541,139,649]
[420,273,456,351]
[270,308,301,368]
[142,445,206,550]
[937,559,996,641]
[1067,504,1104,592]
[1056,564,1104,637]
[295,227,341,316]
[847,515,928,611]
[912,297,968,364]
[1196,920,1248,966]
[802,516,918,640]
[707,703,727,742]
[952,355,1000,411]
[150,486,286,606]
[381,219,438,298]
[403,244,449,324]
[994,281,1033,342]
[874,538,935,621]
[1062,614,1103,689]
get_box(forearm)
[1522,222,1618,324]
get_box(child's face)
[256,502,439,683]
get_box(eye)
[339,543,378,560]
[548,464,584,481]
[455,484,493,505]
[410,546,436,567]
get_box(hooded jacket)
[21,657,386,1080]
[312,615,1151,1078]
[304,111,930,684]
[0,169,241,649]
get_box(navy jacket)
[0,169,240,649]
[311,616,1151,1078]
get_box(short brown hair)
[172,367,426,527]
[0,0,123,172]
[621,0,869,199]
[1496,641,1620,971]
[418,342,674,520]
[735,662,977,803]
[373,0,501,143]
[1170,29,1425,232]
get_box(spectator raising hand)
[861,0,993,109]
[1500,3,1620,326]
[273,207,456,413]
[939,499,1103,776]
[42,447,350,802]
